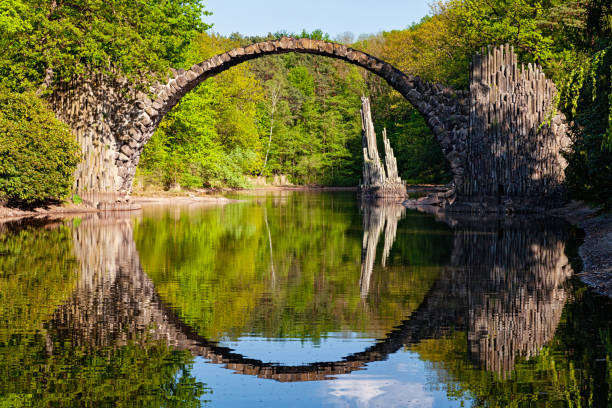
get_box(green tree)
[248,43,367,186]
[0,0,209,92]
[0,87,80,203]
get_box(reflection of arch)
[114,38,469,192]
[49,214,460,382]
[49,211,572,382]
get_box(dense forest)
[0,0,610,206]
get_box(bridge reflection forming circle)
[48,203,573,382]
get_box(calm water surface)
[1,191,611,407]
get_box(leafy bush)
[0,87,80,204]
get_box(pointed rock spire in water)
[359,97,407,198]
[361,96,386,186]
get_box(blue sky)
[203,0,433,40]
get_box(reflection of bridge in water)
[49,206,573,382]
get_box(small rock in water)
[416,196,442,206]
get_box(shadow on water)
[0,193,611,406]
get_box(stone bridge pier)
[49,40,569,210]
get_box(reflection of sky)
[191,346,469,407]
[220,333,376,365]
[327,376,435,408]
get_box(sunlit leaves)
[0,87,80,203]
[0,0,210,91]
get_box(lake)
[1,191,610,407]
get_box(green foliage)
[556,3,612,207]
[0,87,80,204]
[0,221,77,342]
[371,85,451,184]
[0,0,209,92]
[0,337,208,407]
[138,33,263,190]
[72,193,83,205]
[249,48,367,185]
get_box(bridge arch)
[52,41,570,208]
[120,37,470,193]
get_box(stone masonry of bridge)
[48,39,569,209]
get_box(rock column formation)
[383,129,402,185]
[359,97,408,198]
[405,45,571,212]
[48,73,143,209]
[463,45,571,209]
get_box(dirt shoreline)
[1,191,610,298]
[0,203,102,223]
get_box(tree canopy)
[0,87,80,203]
[0,0,209,91]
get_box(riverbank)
[550,201,612,297]
[132,185,358,196]
[0,195,238,222]
[0,202,100,223]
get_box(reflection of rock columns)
[443,219,573,375]
[359,202,406,297]
[53,214,153,348]
[47,211,575,382]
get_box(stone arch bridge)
[50,39,570,209]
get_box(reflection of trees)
[134,196,435,341]
[0,219,77,343]
[0,216,208,407]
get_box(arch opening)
[122,38,469,194]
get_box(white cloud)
[327,375,434,408]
